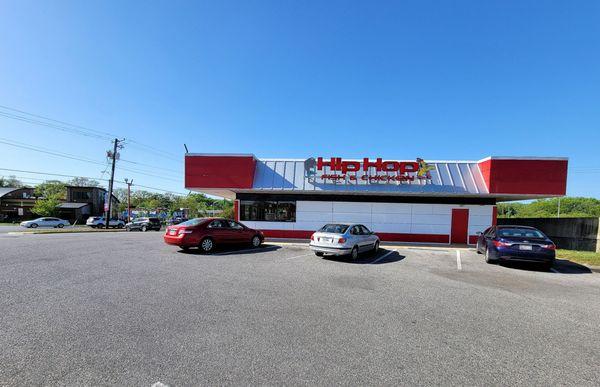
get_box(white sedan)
[20,217,71,229]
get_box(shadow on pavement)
[322,249,405,265]
[177,243,282,256]
[499,259,592,274]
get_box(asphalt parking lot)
[1,232,599,385]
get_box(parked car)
[20,217,70,229]
[86,217,125,229]
[125,217,162,232]
[309,223,380,259]
[168,217,188,225]
[164,218,264,253]
[476,225,556,269]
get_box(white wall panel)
[469,214,492,227]
[296,211,333,222]
[332,212,372,224]
[244,221,294,230]
[411,214,451,225]
[411,224,451,234]
[332,202,372,213]
[297,201,333,212]
[371,213,412,224]
[371,223,411,233]
[371,203,412,214]
[411,204,434,215]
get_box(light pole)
[124,178,133,223]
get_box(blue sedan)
[476,225,556,270]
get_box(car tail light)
[178,228,193,235]
[492,240,510,248]
[338,237,346,244]
[310,234,314,241]
[541,243,556,250]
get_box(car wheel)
[373,240,380,254]
[315,252,324,257]
[350,246,359,260]
[141,225,147,232]
[251,235,261,248]
[57,224,64,228]
[485,247,498,264]
[199,238,214,253]
[125,226,131,232]
[98,224,105,228]
[30,223,38,228]
[117,224,123,229]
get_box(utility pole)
[124,178,133,223]
[557,197,561,219]
[105,138,122,229]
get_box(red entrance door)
[450,209,469,244]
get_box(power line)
[0,138,182,181]
[0,167,188,195]
[0,104,182,161]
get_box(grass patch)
[557,249,600,267]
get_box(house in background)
[0,187,38,222]
[59,186,120,223]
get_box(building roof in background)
[0,187,20,198]
[58,202,90,209]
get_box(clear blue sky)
[0,0,598,197]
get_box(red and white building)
[184,154,568,245]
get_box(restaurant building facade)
[184,154,568,245]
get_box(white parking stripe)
[285,253,313,260]
[456,250,462,271]
[371,250,393,264]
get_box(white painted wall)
[241,201,494,242]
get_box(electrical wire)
[0,168,188,195]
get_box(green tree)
[67,177,101,187]
[31,181,67,217]
[0,175,24,188]
[498,197,600,218]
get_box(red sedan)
[164,218,264,253]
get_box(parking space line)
[371,250,393,264]
[456,250,462,271]
[285,253,313,260]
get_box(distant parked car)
[309,223,380,260]
[164,218,264,253]
[476,225,556,270]
[86,217,125,229]
[20,217,70,229]
[125,217,162,232]
[168,217,188,225]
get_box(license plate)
[321,237,332,243]
[519,244,532,250]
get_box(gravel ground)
[1,232,599,386]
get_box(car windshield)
[497,228,545,238]
[178,218,206,227]
[319,224,349,234]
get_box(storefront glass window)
[240,200,296,222]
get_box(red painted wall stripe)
[492,205,497,225]
[233,200,240,222]
[259,229,450,243]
